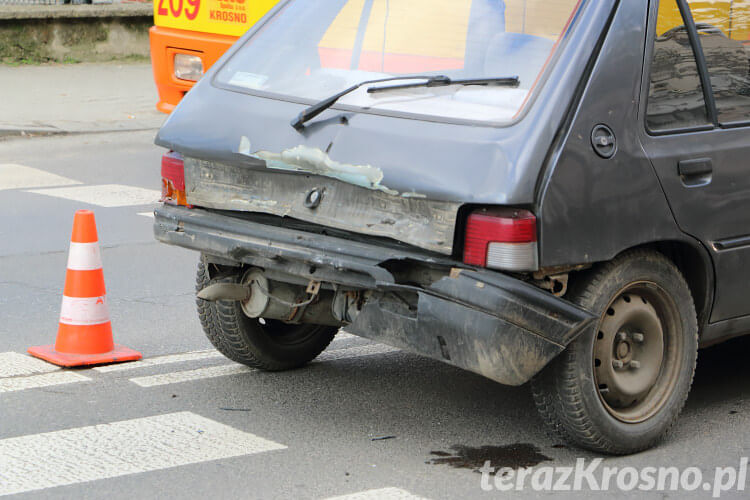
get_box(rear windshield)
[215,0,584,124]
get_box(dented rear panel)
[185,157,461,254]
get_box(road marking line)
[0,164,80,191]
[0,352,59,377]
[325,488,430,500]
[0,411,286,497]
[93,350,224,373]
[26,184,161,207]
[130,364,250,388]
[0,371,90,394]
[98,335,366,374]
[130,344,400,388]
[316,344,399,362]
[138,211,155,218]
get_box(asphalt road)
[1,130,749,499]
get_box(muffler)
[197,268,343,326]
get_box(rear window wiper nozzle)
[291,74,519,131]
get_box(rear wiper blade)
[291,74,450,131]
[367,75,520,94]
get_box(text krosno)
[480,458,748,497]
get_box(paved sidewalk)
[0,62,166,136]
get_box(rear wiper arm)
[367,75,520,94]
[291,74,450,131]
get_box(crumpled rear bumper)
[154,205,596,386]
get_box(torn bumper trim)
[154,205,597,385]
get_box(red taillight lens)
[161,151,189,207]
[463,208,538,271]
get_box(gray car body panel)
[538,0,686,265]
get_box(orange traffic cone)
[28,210,142,367]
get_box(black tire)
[531,249,698,454]
[195,257,338,371]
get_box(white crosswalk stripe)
[316,344,399,361]
[0,371,90,394]
[130,363,250,388]
[26,184,160,207]
[324,488,430,500]
[129,344,400,388]
[96,334,359,374]
[0,353,90,393]
[0,352,59,377]
[0,164,80,191]
[93,349,224,373]
[0,411,286,497]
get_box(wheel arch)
[568,239,715,335]
[636,240,714,334]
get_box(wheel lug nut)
[630,360,641,369]
[632,332,645,343]
[616,332,628,342]
[612,360,624,369]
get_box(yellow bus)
[149,0,279,113]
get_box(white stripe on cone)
[66,242,103,271]
[59,296,110,326]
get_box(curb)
[0,129,64,139]
[0,128,160,141]
[0,121,164,140]
[0,4,152,20]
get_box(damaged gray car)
[153,0,750,454]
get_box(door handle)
[678,158,712,186]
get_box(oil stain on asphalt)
[427,443,552,473]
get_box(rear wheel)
[196,257,338,371]
[531,250,698,454]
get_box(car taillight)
[161,151,190,207]
[463,208,538,272]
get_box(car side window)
[647,0,711,132]
[686,1,750,125]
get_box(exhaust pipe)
[197,283,251,302]
[197,268,343,326]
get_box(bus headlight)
[174,54,204,82]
